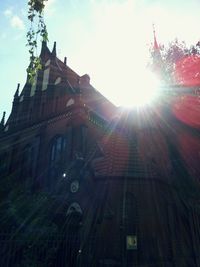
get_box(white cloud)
[4,8,13,18]
[4,7,25,31]
[10,15,25,30]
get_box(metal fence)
[0,234,79,267]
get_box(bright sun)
[75,1,165,108]
[112,69,161,108]
[126,69,161,107]
[91,66,161,108]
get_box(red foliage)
[170,55,200,129]
[175,55,200,86]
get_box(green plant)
[27,0,48,83]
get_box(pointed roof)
[0,112,5,126]
[14,83,20,98]
[153,23,159,50]
[40,40,51,61]
[151,24,166,81]
[52,41,57,57]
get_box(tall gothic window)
[50,136,66,165]
[49,136,67,180]
[21,136,40,182]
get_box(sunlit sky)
[1,0,200,119]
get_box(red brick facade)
[0,41,200,266]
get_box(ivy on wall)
[27,0,48,83]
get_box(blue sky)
[1,0,200,119]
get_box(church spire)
[52,41,57,57]
[40,39,51,61]
[153,23,159,50]
[41,40,47,55]
[151,23,162,63]
[151,24,166,82]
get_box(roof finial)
[64,57,67,65]
[52,41,57,56]
[0,111,6,126]
[41,39,47,54]
[14,83,20,97]
[152,23,159,50]
[40,39,51,59]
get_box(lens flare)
[121,69,161,107]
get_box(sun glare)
[122,69,161,107]
[98,66,161,108]
[66,0,200,110]
[72,1,164,109]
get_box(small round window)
[70,180,79,193]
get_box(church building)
[0,39,200,267]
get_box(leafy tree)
[149,38,200,85]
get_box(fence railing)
[0,234,80,267]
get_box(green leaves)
[28,0,47,14]
[27,57,42,84]
[27,0,48,84]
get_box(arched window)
[21,137,40,180]
[66,202,83,228]
[49,136,67,180]
[64,203,82,266]
[50,136,66,165]
[67,202,83,216]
